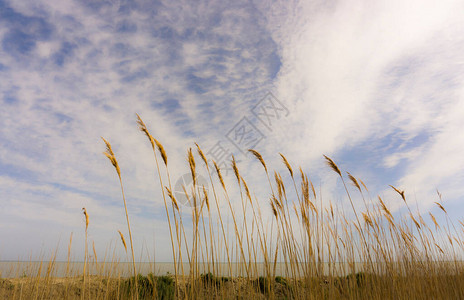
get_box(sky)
[1,0,464,262]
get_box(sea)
[0,261,367,278]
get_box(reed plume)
[102,137,121,178]
[82,207,89,231]
[232,155,240,185]
[155,139,168,166]
[323,155,341,176]
[280,153,293,178]
[213,160,225,190]
[118,230,128,253]
[188,148,196,187]
[102,137,138,299]
[136,114,181,294]
[165,187,179,211]
[347,172,361,192]
[390,185,405,202]
[248,149,267,172]
[195,142,207,165]
[435,201,447,213]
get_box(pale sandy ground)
[0,275,292,299]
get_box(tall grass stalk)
[101,137,138,299]
[6,120,464,299]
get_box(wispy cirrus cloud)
[0,0,282,260]
[259,0,464,213]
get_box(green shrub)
[120,273,174,300]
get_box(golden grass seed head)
[435,201,447,213]
[454,237,462,247]
[165,187,179,211]
[301,178,309,206]
[202,185,209,211]
[101,137,115,156]
[347,172,361,192]
[448,236,454,245]
[309,200,317,214]
[231,155,240,184]
[419,215,427,228]
[270,199,278,218]
[323,155,341,177]
[154,138,168,166]
[400,230,412,246]
[82,207,89,231]
[213,160,225,190]
[429,212,440,229]
[135,113,145,128]
[188,148,196,186]
[136,113,148,137]
[274,171,283,200]
[192,194,200,220]
[293,202,299,218]
[378,196,394,225]
[300,205,308,224]
[278,173,286,198]
[269,196,277,219]
[136,113,156,150]
[389,185,406,202]
[359,179,369,192]
[279,153,293,178]
[248,149,267,173]
[362,212,373,228]
[339,238,346,249]
[410,213,421,229]
[436,189,442,200]
[101,137,121,177]
[117,230,127,253]
[378,196,391,216]
[435,243,444,254]
[194,143,208,166]
[310,180,317,199]
[241,176,252,202]
[352,221,361,234]
[271,194,282,211]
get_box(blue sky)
[1,0,464,262]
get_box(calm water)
[3,261,460,278]
[0,261,367,278]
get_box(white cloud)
[0,0,284,261]
[258,0,464,212]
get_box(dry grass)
[3,115,464,299]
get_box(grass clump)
[118,274,175,300]
[200,272,229,288]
